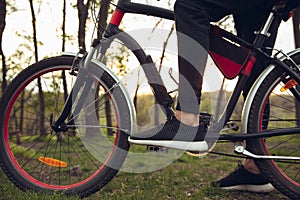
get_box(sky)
[2,0,296,93]
[4,0,294,54]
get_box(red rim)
[259,81,300,188]
[3,66,119,190]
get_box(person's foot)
[128,117,208,152]
[211,164,274,193]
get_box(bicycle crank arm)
[234,146,300,160]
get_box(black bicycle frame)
[54,0,300,141]
[99,0,300,141]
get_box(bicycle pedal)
[199,112,212,127]
[220,121,239,133]
[147,145,168,153]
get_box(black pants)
[174,0,280,114]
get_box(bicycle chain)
[208,150,245,159]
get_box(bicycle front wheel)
[0,56,131,197]
[247,51,300,199]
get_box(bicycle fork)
[51,57,94,134]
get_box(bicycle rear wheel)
[247,51,300,199]
[0,56,131,197]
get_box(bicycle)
[1,0,300,198]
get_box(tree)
[29,0,46,135]
[62,0,68,101]
[97,0,110,39]
[77,0,115,136]
[77,0,91,50]
[98,0,114,136]
[0,1,6,92]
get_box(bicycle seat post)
[253,1,288,47]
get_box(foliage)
[0,143,288,199]
[5,1,17,14]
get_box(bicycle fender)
[241,64,275,133]
[241,48,300,133]
[60,52,136,133]
[91,59,137,132]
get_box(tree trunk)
[77,0,90,50]
[62,0,68,101]
[293,7,300,126]
[0,1,6,92]
[98,0,113,135]
[97,0,110,39]
[29,0,45,135]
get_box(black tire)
[0,56,131,197]
[247,51,300,199]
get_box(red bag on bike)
[209,26,251,79]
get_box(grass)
[0,143,289,200]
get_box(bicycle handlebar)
[115,0,299,20]
[116,0,174,20]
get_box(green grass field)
[0,143,288,200]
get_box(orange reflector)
[280,79,297,92]
[39,157,67,168]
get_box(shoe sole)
[185,142,216,157]
[219,183,274,193]
[128,138,208,152]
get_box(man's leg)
[129,0,279,153]
[128,0,215,152]
[174,0,264,120]
[128,0,234,151]
[128,0,274,152]
[211,2,280,192]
